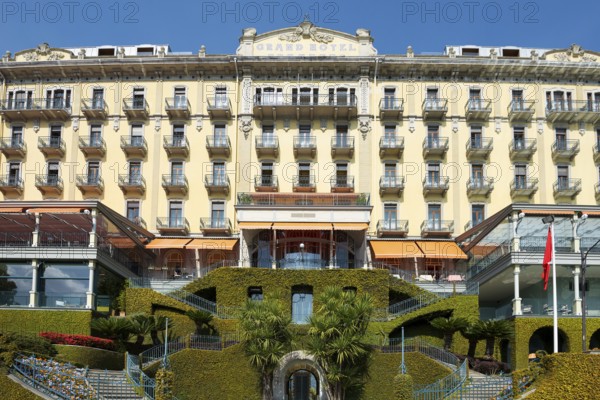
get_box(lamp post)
[579,214,600,352]
[300,243,305,267]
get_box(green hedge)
[54,345,124,370]
[0,309,92,335]
[525,353,600,399]
[0,372,42,400]
[169,345,261,400]
[360,351,450,400]
[512,317,600,370]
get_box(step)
[87,369,143,400]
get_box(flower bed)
[39,332,116,351]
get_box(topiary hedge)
[0,309,91,335]
[393,373,413,400]
[0,372,42,400]
[54,345,124,370]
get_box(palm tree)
[477,319,513,359]
[430,316,469,351]
[460,321,483,358]
[239,296,293,400]
[91,316,133,343]
[128,313,155,346]
[150,315,173,345]
[185,310,216,335]
[306,287,374,400]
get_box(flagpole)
[550,222,558,353]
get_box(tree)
[185,310,216,335]
[306,287,374,400]
[429,316,469,351]
[460,321,483,358]
[478,319,513,359]
[128,313,155,346]
[239,296,293,400]
[150,315,173,346]
[90,316,132,343]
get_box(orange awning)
[272,222,333,230]
[416,241,467,260]
[146,238,192,249]
[370,240,424,258]
[238,222,273,230]
[581,211,600,216]
[26,207,89,214]
[522,210,575,216]
[185,239,238,251]
[0,207,26,213]
[333,222,369,231]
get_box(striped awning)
[415,241,467,260]
[238,222,273,229]
[185,239,238,250]
[370,240,424,258]
[26,207,89,214]
[333,222,369,231]
[146,238,192,249]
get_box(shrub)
[393,373,413,400]
[156,368,175,400]
[39,332,116,351]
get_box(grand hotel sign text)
[255,41,359,55]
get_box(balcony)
[594,144,600,164]
[293,136,317,157]
[253,93,357,120]
[206,136,231,157]
[204,174,230,195]
[546,100,600,123]
[163,136,190,157]
[254,175,278,192]
[81,98,108,119]
[0,138,26,158]
[379,136,404,158]
[78,137,106,157]
[422,137,449,157]
[0,98,71,121]
[162,174,189,195]
[292,175,316,192]
[553,179,581,199]
[466,138,493,160]
[509,139,537,160]
[421,220,454,237]
[376,219,409,237]
[123,98,149,119]
[510,178,539,198]
[200,218,232,235]
[237,192,370,207]
[379,98,404,120]
[423,176,450,196]
[165,97,190,119]
[120,136,148,157]
[466,178,494,197]
[551,139,580,161]
[255,137,279,157]
[156,217,189,235]
[507,100,535,122]
[0,176,24,195]
[422,98,448,120]
[330,176,354,193]
[465,99,492,121]
[35,175,63,196]
[331,136,355,157]
[206,96,232,119]
[379,176,405,196]
[75,175,104,195]
[38,137,66,158]
[118,175,146,195]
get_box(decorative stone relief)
[113,116,120,132]
[241,77,253,114]
[530,50,538,61]
[196,117,203,131]
[199,45,206,58]
[495,118,502,134]
[72,117,79,132]
[537,119,544,134]
[490,49,498,60]
[579,121,585,135]
[359,78,369,114]
[154,116,161,132]
[452,117,459,133]
[33,119,40,133]
[239,116,253,138]
[320,119,327,131]
[283,119,291,132]
[117,48,125,59]
[408,117,416,133]
[358,117,371,139]
[448,47,456,58]
[278,20,334,43]
[78,49,86,59]
[158,47,166,58]
[406,46,414,58]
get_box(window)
[383,163,397,186]
[469,89,482,109]
[555,128,567,150]
[472,204,485,227]
[513,127,525,149]
[248,287,263,301]
[126,200,141,224]
[546,90,572,111]
[462,48,479,56]
[174,87,186,108]
[168,201,183,227]
[293,87,318,105]
[335,125,348,147]
[255,87,282,105]
[213,124,227,146]
[212,162,226,185]
[471,164,484,187]
[502,49,519,57]
[470,126,482,148]
[426,125,439,148]
[383,203,398,229]
[7,162,20,185]
[49,125,62,147]
[586,92,600,112]
[45,89,71,109]
[557,166,569,189]
[261,162,274,186]
[335,163,348,186]
[383,88,397,109]
[514,164,527,189]
[47,162,60,184]
[87,161,100,184]
[298,162,312,186]
[128,161,142,184]
[426,163,440,185]
[90,124,102,147]
[427,204,442,229]
[132,88,145,108]
[512,90,524,110]
[298,125,312,147]
[136,47,154,56]
[92,88,104,108]
[130,124,143,146]
[425,88,440,108]
[7,89,33,110]
[10,126,23,147]
[211,201,225,228]
[170,161,184,184]
[98,48,115,56]
[172,124,185,146]
[215,87,227,107]
[262,125,275,147]
[291,286,313,324]
[383,125,396,147]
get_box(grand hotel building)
[0,21,600,357]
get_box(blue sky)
[0,0,598,54]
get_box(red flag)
[542,227,553,291]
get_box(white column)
[272,229,277,269]
[89,209,97,248]
[363,236,369,270]
[573,266,582,315]
[329,228,334,268]
[510,211,521,252]
[572,215,581,253]
[195,248,201,277]
[238,231,245,268]
[86,260,96,309]
[512,264,522,316]
[29,259,38,307]
[31,213,41,247]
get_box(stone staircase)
[452,371,513,399]
[87,369,143,400]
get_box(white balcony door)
[129,162,141,184]
[215,87,227,107]
[211,201,225,228]
[174,87,186,108]
[169,202,183,227]
[299,125,311,147]
[383,204,397,229]
[87,162,100,184]
[92,89,104,108]
[384,163,396,187]
[171,162,184,185]
[8,163,20,185]
[262,125,275,147]
[213,162,225,185]
[428,204,441,230]
[47,162,60,185]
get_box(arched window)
[165,252,184,277]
